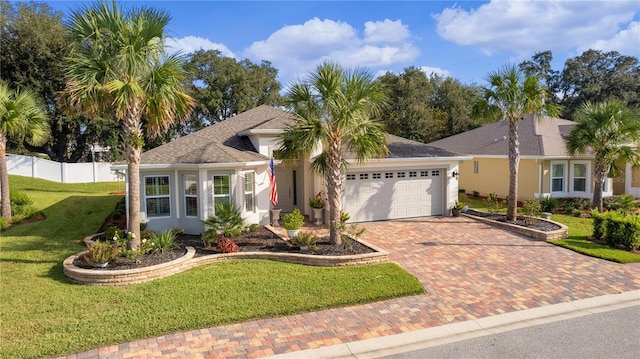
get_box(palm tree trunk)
[327,137,343,245]
[507,119,520,221]
[593,160,607,212]
[124,108,142,249]
[0,134,11,221]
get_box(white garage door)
[342,169,443,222]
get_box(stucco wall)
[459,158,538,200]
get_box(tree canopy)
[376,67,481,143]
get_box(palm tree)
[473,64,560,221]
[278,62,388,245]
[63,1,194,248]
[566,100,640,212]
[0,82,49,221]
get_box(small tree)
[0,82,49,220]
[566,100,640,212]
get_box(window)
[385,172,393,178]
[420,171,429,177]
[346,174,356,180]
[184,175,198,217]
[572,163,587,192]
[397,172,406,178]
[244,172,255,212]
[431,170,440,176]
[409,171,417,177]
[372,173,381,179]
[213,175,231,210]
[145,176,170,217]
[551,163,565,192]
[474,161,479,174]
[359,173,369,180]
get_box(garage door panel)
[343,169,443,222]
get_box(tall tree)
[566,100,640,212]
[377,67,481,143]
[559,50,640,120]
[181,49,283,134]
[63,1,194,248]
[0,82,49,220]
[518,50,561,104]
[473,64,560,221]
[1,1,119,162]
[278,62,388,245]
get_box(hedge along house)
[427,115,618,201]
[112,105,469,235]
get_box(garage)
[342,168,444,222]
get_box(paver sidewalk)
[56,216,640,359]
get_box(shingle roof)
[427,115,578,157]
[140,105,464,165]
[140,105,291,164]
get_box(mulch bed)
[74,226,375,271]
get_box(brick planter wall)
[462,213,568,240]
[64,238,388,286]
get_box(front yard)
[0,176,423,359]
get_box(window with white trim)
[359,173,369,180]
[184,175,198,217]
[431,170,440,176]
[420,171,429,177]
[385,172,393,178]
[409,171,417,177]
[244,172,255,212]
[372,173,381,179]
[572,163,587,192]
[551,162,566,192]
[346,174,356,180]
[213,175,231,210]
[145,176,170,217]
[397,172,406,178]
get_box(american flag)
[268,157,278,206]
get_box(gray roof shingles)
[140,105,463,165]
[427,115,579,157]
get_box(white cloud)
[583,21,640,54]
[244,17,419,85]
[165,36,236,58]
[419,66,451,78]
[434,0,639,57]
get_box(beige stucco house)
[113,105,469,235]
[427,115,640,201]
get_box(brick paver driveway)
[59,216,640,359]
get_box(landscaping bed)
[463,209,568,240]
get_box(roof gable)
[427,115,577,157]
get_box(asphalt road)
[381,305,640,359]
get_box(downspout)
[537,159,543,198]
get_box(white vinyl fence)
[7,154,121,183]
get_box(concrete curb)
[266,290,640,359]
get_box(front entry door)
[274,166,294,212]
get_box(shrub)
[148,230,178,253]
[600,211,640,250]
[603,195,637,213]
[522,199,542,226]
[591,210,606,239]
[104,225,120,242]
[287,232,318,250]
[539,196,559,213]
[457,193,469,205]
[0,218,9,231]
[10,190,32,217]
[170,227,184,235]
[84,241,119,265]
[472,191,480,198]
[282,209,304,230]
[203,203,248,238]
[216,235,239,253]
[201,231,217,249]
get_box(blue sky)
[42,1,640,87]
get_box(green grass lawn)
[0,176,424,359]
[549,214,640,264]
